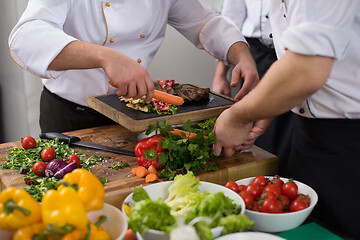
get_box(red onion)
[54,161,78,179]
[45,159,67,177]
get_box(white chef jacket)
[222,0,273,48]
[269,0,360,119]
[9,0,246,106]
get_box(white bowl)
[0,203,127,240]
[87,203,128,240]
[123,181,246,240]
[236,176,318,233]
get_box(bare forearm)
[230,51,334,124]
[48,41,112,71]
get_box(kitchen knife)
[39,132,136,157]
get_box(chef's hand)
[226,42,259,102]
[212,108,253,158]
[103,49,154,103]
[212,61,231,97]
[236,118,273,150]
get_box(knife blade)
[39,132,136,157]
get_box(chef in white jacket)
[9,0,258,132]
[213,1,360,238]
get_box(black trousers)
[246,38,295,174]
[287,114,360,239]
[40,87,115,133]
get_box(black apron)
[40,87,115,133]
[287,114,360,239]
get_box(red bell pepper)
[135,134,165,169]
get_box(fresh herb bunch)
[1,138,108,201]
[145,119,218,180]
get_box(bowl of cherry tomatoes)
[224,176,318,233]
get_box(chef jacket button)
[299,108,305,114]
[269,33,273,38]
[137,59,142,63]
[140,34,145,38]
[110,38,114,43]
[105,2,110,7]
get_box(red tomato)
[278,194,291,211]
[238,184,247,192]
[22,136,37,150]
[224,181,240,193]
[260,190,277,200]
[263,184,282,198]
[239,191,254,209]
[250,200,260,212]
[270,176,284,189]
[246,183,263,199]
[282,180,298,200]
[253,176,268,188]
[290,199,308,212]
[67,154,81,167]
[41,147,55,162]
[260,198,283,213]
[33,161,47,177]
[296,194,310,206]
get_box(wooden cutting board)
[0,124,278,209]
[86,84,235,132]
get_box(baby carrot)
[145,173,158,183]
[136,166,148,178]
[153,89,184,106]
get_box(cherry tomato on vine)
[253,176,268,188]
[22,136,36,150]
[239,191,254,209]
[260,190,277,200]
[290,199,308,212]
[238,184,247,192]
[41,147,55,162]
[224,181,240,193]
[251,200,260,212]
[282,180,298,200]
[33,161,47,177]
[67,154,81,167]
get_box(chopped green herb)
[108,162,130,170]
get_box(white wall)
[0,0,42,143]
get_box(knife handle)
[39,132,81,144]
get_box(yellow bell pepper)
[13,222,46,240]
[60,169,105,211]
[0,187,41,230]
[62,217,112,240]
[42,186,88,232]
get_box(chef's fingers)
[212,141,223,157]
[144,74,154,103]
[135,80,148,100]
[125,81,137,98]
[116,85,128,96]
[223,147,234,158]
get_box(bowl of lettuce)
[122,172,254,240]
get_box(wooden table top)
[0,124,278,208]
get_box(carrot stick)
[135,166,148,178]
[170,129,208,140]
[145,173,158,183]
[153,90,184,106]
